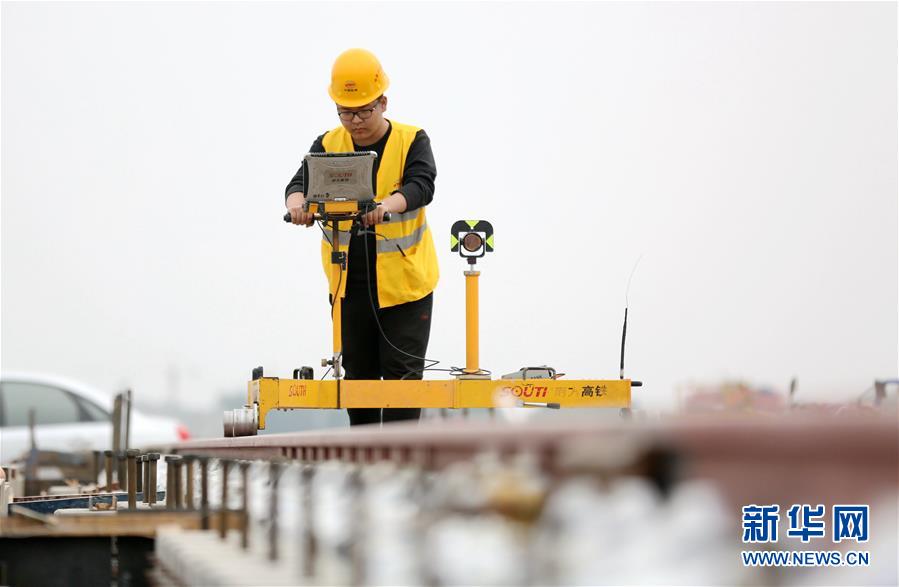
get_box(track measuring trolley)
[223,152,639,436]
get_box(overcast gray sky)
[2,1,896,414]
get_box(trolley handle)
[282,207,391,223]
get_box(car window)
[1,382,83,426]
[76,396,110,422]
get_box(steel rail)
[169,416,898,506]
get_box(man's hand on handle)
[361,192,407,228]
[285,192,314,226]
[360,204,391,228]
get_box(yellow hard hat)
[328,48,390,107]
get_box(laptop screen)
[303,151,377,203]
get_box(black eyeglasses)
[337,104,379,122]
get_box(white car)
[0,372,190,464]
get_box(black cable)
[331,257,343,320]
[400,361,446,380]
[316,219,333,245]
[355,228,390,241]
[399,365,494,381]
[448,366,492,378]
[361,219,443,371]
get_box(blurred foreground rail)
[173,416,898,506]
[2,415,897,586]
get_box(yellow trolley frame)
[224,202,636,436]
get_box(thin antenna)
[625,253,644,307]
[619,307,628,380]
[620,254,644,380]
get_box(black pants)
[341,285,433,426]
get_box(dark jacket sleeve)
[397,130,436,212]
[285,134,327,200]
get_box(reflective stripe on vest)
[376,221,429,254]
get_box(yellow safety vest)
[320,121,439,308]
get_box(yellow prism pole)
[314,200,358,366]
[465,269,479,373]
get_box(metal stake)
[301,464,317,578]
[92,450,101,488]
[111,395,122,456]
[141,455,150,503]
[173,456,183,509]
[135,452,143,495]
[123,389,132,450]
[147,453,159,505]
[349,466,366,586]
[103,450,114,492]
[219,459,231,539]
[240,461,250,550]
[165,455,182,510]
[116,450,127,494]
[269,461,281,561]
[126,449,139,510]
[183,456,195,510]
[199,457,210,530]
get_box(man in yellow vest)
[285,48,439,427]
